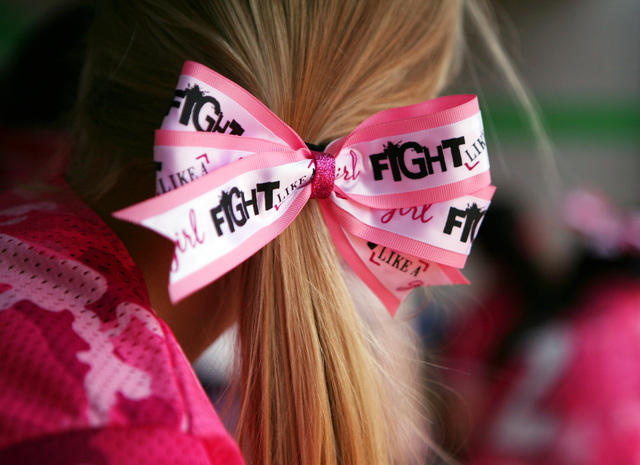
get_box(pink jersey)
[0,135,245,463]
[445,278,640,465]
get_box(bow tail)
[320,184,495,315]
[319,203,467,316]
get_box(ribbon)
[114,61,495,316]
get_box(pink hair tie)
[310,151,335,199]
[114,61,495,315]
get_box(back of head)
[72,1,467,464]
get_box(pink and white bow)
[114,61,495,315]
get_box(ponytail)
[72,1,484,463]
[236,202,391,464]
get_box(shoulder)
[0,187,244,464]
[0,426,245,464]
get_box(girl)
[0,0,521,463]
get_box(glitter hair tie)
[309,151,335,199]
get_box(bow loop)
[114,61,495,315]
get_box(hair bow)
[114,61,495,315]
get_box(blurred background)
[1,0,638,463]
[466,0,639,276]
[431,2,640,463]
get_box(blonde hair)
[70,1,517,463]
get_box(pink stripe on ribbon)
[155,130,292,153]
[338,171,492,209]
[343,95,480,146]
